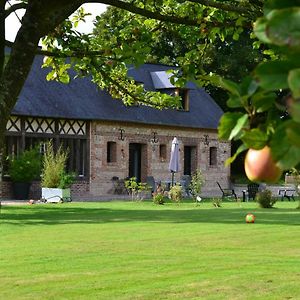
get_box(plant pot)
[12,182,31,200]
[41,187,71,203]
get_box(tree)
[217,1,300,172]
[0,0,262,176]
[92,7,265,111]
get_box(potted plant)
[9,147,41,200]
[41,141,74,203]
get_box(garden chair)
[242,183,259,201]
[112,177,127,194]
[146,176,157,193]
[180,175,191,197]
[216,182,237,200]
[278,188,295,201]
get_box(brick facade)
[1,119,231,200]
[88,120,231,198]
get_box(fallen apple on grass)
[244,146,283,183]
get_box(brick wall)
[0,181,13,199]
[0,179,90,200]
[89,121,231,198]
[1,120,231,200]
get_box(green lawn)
[1,200,300,300]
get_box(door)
[184,146,192,175]
[129,143,142,182]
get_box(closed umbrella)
[169,137,180,186]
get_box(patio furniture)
[278,189,295,201]
[146,176,157,193]
[242,183,259,202]
[112,177,127,194]
[181,175,191,197]
[216,182,237,200]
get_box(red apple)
[244,146,282,183]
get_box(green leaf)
[59,74,70,84]
[254,18,272,44]
[255,60,300,90]
[277,146,300,170]
[239,76,258,96]
[218,78,240,96]
[225,143,248,166]
[46,70,56,81]
[197,74,240,96]
[288,68,300,98]
[241,128,268,149]
[270,122,300,170]
[218,112,244,140]
[226,95,243,108]
[270,122,290,162]
[232,32,239,41]
[290,102,300,123]
[252,92,276,113]
[265,0,300,11]
[286,122,300,148]
[229,114,249,140]
[267,8,300,49]
[247,80,259,96]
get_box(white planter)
[42,188,71,203]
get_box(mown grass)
[0,200,300,300]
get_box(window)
[159,144,167,160]
[176,89,189,111]
[4,117,89,179]
[209,147,217,166]
[3,136,22,175]
[107,141,117,163]
[60,138,87,177]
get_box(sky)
[5,3,107,42]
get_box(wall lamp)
[118,128,125,141]
[203,134,209,146]
[150,131,159,151]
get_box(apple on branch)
[244,146,283,183]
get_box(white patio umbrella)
[169,137,180,186]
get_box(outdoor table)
[161,180,180,190]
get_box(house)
[1,55,231,200]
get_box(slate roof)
[12,55,223,129]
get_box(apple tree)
[217,1,300,179]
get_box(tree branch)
[92,60,163,109]
[186,0,262,17]
[5,2,27,18]
[87,0,200,26]
[86,0,261,22]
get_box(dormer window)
[175,88,189,111]
[150,71,190,111]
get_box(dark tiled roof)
[12,56,223,129]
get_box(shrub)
[212,198,222,208]
[125,177,149,201]
[152,183,165,205]
[153,193,165,205]
[58,172,75,189]
[189,169,204,201]
[169,184,182,203]
[41,141,74,188]
[255,189,276,208]
[9,147,41,183]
